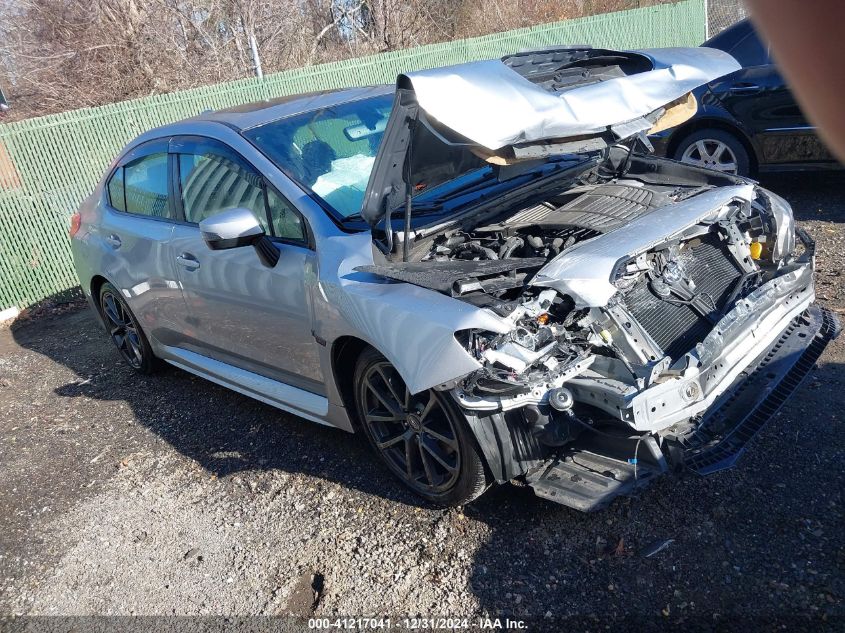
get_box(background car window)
[123,153,171,218]
[107,167,126,212]
[729,32,769,67]
[266,188,305,242]
[179,152,268,229]
[702,19,750,52]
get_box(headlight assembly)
[758,187,796,262]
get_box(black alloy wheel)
[353,347,488,506]
[98,282,158,374]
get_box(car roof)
[702,18,753,50]
[191,84,393,131]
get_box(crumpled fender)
[314,233,511,394]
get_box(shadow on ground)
[757,171,845,223]
[9,305,844,620]
[9,307,422,506]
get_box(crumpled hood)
[404,47,739,151]
[361,46,740,227]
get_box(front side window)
[178,150,307,244]
[179,152,268,229]
[122,153,171,218]
[729,32,770,67]
[702,20,752,52]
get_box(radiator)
[624,239,742,360]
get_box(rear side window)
[118,153,172,218]
[179,152,267,229]
[107,167,126,212]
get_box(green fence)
[0,0,705,311]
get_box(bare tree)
[0,0,676,121]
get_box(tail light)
[69,211,82,237]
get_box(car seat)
[301,140,337,186]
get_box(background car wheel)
[98,282,159,374]
[353,347,488,506]
[674,128,750,176]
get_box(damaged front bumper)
[455,227,819,432]
[524,304,839,511]
[681,304,840,474]
[453,233,839,511]
[571,254,818,432]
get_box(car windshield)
[243,94,394,219]
[245,92,589,223]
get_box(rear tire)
[353,347,488,506]
[673,128,750,176]
[98,282,159,374]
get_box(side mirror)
[199,208,280,267]
[199,207,264,250]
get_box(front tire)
[98,282,159,374]
[353,347,488,506]
[674,128,750,176]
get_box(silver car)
[71,46,839,510]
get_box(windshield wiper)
[342,177,495,222]
[406,168,544,214]
[412,172,498,208]
[413,156,598,239]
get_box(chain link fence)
[0,0,707,311]
[705,0,748,39]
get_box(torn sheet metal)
[401,47,739,151]
[532,184,756,307]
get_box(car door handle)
[176,253,200,271]
[730,83,761,94]
[105,234,122,248]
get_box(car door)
[166,136,324,391]
[712,30,833,165]
[97,141,185,344]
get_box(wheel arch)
[329,335,538,484]
[87,274,112,327]
[89,274,109,301]
[666,117,760,175]
[330,335,372,431]
[329,334,475,432]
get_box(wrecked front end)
[453,170,837,509]
[361,154,839,511]
[354,46,837,510]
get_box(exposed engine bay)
[358,152,816,462]
[424,182,669,265]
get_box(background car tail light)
[69,212,82,237]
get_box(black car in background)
[651,19,838,176]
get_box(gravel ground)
[1,173,844,626]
